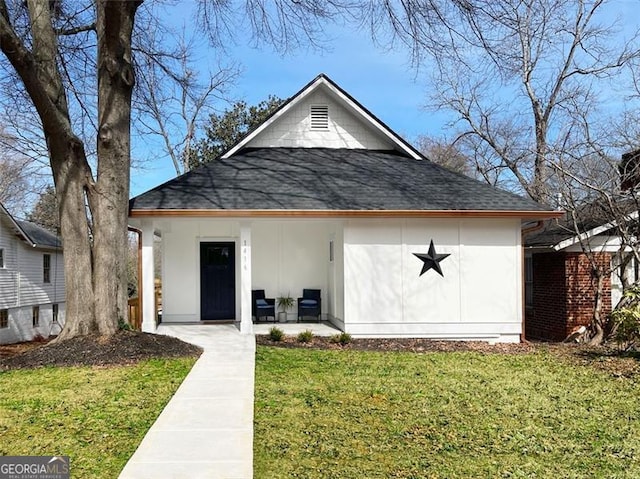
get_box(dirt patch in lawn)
[256,335,640,378]
[0,330,202,370]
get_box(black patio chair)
[252,289,276,322]
[297,289,321,322]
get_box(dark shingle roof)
[130,148,553,213]
[524,218,578,248]
[16,220,62,249]
[525,199,637,248]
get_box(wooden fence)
[127,279,161,331]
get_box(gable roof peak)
[221,73,423,160]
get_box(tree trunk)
[91,0,139,335]
[588,273,606,345]
[0,0,140,340]
[50,136,96,340]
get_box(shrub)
[297,330,314,343]
[268,326,284,342]
[330,332,352,345]
[610,285,640,350]
[118,317,133,331]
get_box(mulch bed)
[256,335,538,353]
[0,330,202,371]
[2,330,638,378]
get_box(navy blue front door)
[200,242,236,320]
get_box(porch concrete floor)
[253,320,341,337]
[119,324,255,479]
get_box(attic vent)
[310,105,329,130]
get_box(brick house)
[523,204,632,341]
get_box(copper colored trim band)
[129,208,563,220]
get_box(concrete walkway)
[119,324,255,479]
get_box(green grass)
[0,358,196,478]
[254,347,640,478]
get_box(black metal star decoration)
[413,240,451,277]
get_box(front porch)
[155,320,342,338]
[131,217,345,336]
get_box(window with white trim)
[43,254,51,283]
[310,105,329,130]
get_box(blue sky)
[130,0,640,197]
[130,10,450,196]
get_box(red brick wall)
[525,251,612,341]
[565,252,612,333]
[526,253,567,341]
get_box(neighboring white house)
[129,74,560,343]
[0,203,65,344]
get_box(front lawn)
[254,347,640,478]
[0,358,196,478]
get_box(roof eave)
[129,208,563,220]
[0,203,36,247]
[552,209,639,251]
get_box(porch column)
[239,222,253,335]
[141,219,156,333]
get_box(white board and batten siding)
[160,218,342,324]
[0,217,65,344]
[159,216,523,342]
[343,218,523,343]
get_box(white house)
[0,203,65,344]
[129,74,560,343]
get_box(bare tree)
[0,155,35,215]
[369,0,640,203]
[551,138,640,344]
[0,0,356,341]
[0,124,47,215]
[415,135,473,176]
[133,23,240,176]
[0,0,140,339]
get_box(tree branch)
[55,22,96,36]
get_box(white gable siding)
[0,215,18,269]
[247,89,396,150]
